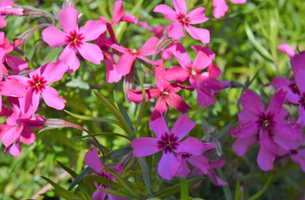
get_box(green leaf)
[134,70,146,136]
[99,188,135,197]
[153,177,204,198]
[137,157,153,196]
[64,110,123,129]
[73,132,131,141]
[85,175,123,190]
[216,169,233,200]
[100,167,139,198]
[107,146,133,160]
[41,176,84,200]
[248,176,272,200]
[57,161,92,200]
[69,167,94,191]
[180,178,192,200]
[93,90,133,137]
[235,181,243,200]
[244,22,273,61]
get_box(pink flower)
[10,61,68,112]
[278,43,296,58]
[42,7,106,73]
[0,0,23,28]
[106,37,159,75]
[154,0,210,44]
[231,89,303,170]
[131,114,204,180]
[84,148,128,200]
[212,0,246,19]
[128,59,192,120]
[0,78,27,112]
[166,42,222,107]
[176,142,214,177]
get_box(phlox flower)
[176,142,215,177]
[0,0,23,28]
[0,98,43,156]
[131,114,204,180]
[128,59,192,120]
[154,0,210,44]
[42,7,106,73]
[10,61,68,112]
[106,37,159,75]
[212,0,246,19]
[99,0,138,43]
[166,42,222,107]
[231,89,303,171]
[84,148,128,200]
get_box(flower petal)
[238,109,257,124]
[59,6,79,33]
[185,25,210,44]
[165,65,189,82]
[166,93,191,114]
[209,158,225,169]
[240,89,264,115]
[10,136,21,156]
[257,146,275,171]
[41,61,68,84]
[92,186,106,200]
[176,155,191,178]
[151,97,168,121]
[80,20,106,42]
[232,133,258,156]
[207,168,227,186]
[116,53,136,75]
[149,114,169,139]
[291,51,305,74]
[170,114,195,141]
[138,37,159,56]
[213,0,229,18]
[167,43,191,70]
[155,59,170,90]
[42,86,66,110]
[153,4,177,21]
[187,155,210,174]
[105,58,122,83]
[273,120,302,140]
[266,89,287,116]
[278,43,295,58]
[192,47,214,71]
[294,69,305,94]
[168,22,185,40]
[84,148,104,173]
[77,42,104,64]
[273,134,300,150]
[0,78,27,97]
[230,119,259,138]
[131,137,160,157]
[173,0,186,14]
[20,126,36,145]
[158,152,180,180]
[259,129,278,154]
[175,137,203,155]
[42,25,67,47]
[59,45,80,73]
[187,7,209,24]
[2,125,23,147]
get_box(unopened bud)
[62,0,75,8]
[124,69,135,103]
[16,24,51,46]
[52,3,61,17]
[230,81,244,88]
[21,6,55,24]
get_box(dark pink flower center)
[28,74,47,94]
[298,92,305,109]
[98,171,111,189]
[256,113,275,130]
[290,150,298,155]
[65,30,84,50]
[157,133,179,154]
[177,13,190,27]
[182,153,190,159]
[288,83,300,96]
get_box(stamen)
[72,37,78,43]
[35,82,41,87]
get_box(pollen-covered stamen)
[256,113,275,130]
[28,74,47,94]
[176,13,190,26]
[157,133,179,154]
[130,49,137,54]
[65,30,84,49]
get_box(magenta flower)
[231,89,303,170]
[166,42,222,107]
[0,0,23,28]
[0,78,27,113]
[154,0,210,44]
[84,148,128,200]
[10,61,68,112]
[128,59,192,120]
[278,43,296,58]
[106,37,159,75]
[176,142,214,177]
[131,114,204,180]
[42,7,106,73]
[212,0,246,19]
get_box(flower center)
[65,30,84,49]
[256,113,275,130]
[177,13,190,26]
[157,133,179,154]
[288,83,300,96]
[130,49,137,54]
[28,74,47,94]
[72,37,78,43]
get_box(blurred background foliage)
[1,0,305,199]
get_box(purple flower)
[131,114,203,180]
[231,89,303,170]
[84,148,128,200]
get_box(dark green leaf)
[69,167,94,191]
[248,176,272,200]
[138,157,153,196]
